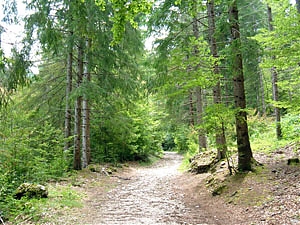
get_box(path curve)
[84,152,219,225]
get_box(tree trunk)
[189,91,194,127]
[82,38,91,168]
[74,41,84,170]
[64,43,73,151]
[267,6,282,139]
[192,9,207,152]
[271,67,282,139]
[195,87,207,151]
[229,1,253,171]
[207,0,227,159]
[259,70,266,115]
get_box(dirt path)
[7,148,300,224]
[76,152,221,225]
[52,149,300,225]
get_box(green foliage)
[247,113,292,154]
[203,104,235,134]
[0,48,31,108]
[176,127,199,171]
[110,0,153,44]
[48,185,83,208]
[0,104,69,221]
[172,125,198,154]
[254,1,300,115]
[1,185,82,224]
[203,103,236,149]
[161,133,176,151]
[281,113,300,141]
[1,0,18,23]
[91,99,163,163]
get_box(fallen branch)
[101,167,110,176]
[0,216,6,225]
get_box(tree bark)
[82,38,91,168]
[189,91,194,127]
[195,86,207,151]
[259,70,266,115]
[267,6,282,139]
[229,1,253,171]
[74,41,84,170]
[64,49,73,152]
[207,0,227,159]
[192,9,207,151]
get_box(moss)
[14,183,48,200]
[212,184,227,196]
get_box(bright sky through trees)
[0,0,297,54]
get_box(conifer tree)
[207,0,227,159]
[229,0,253,171]
[267,5,282,140]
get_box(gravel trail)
[84,152,216,225]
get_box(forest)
[0,0,300,224]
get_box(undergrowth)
[248,114,296,154]
[3,185,83,224]
[179,112,299,172]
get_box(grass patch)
[48,185,83,208]
[248,115,292,154]
[179,154,192,172]
[7,184,84,224]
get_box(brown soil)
[39,147,300,225]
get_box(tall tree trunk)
[259,70,266,115]
[229,1,253,171]
[64,49,73,152]
[195,86,207,150]
[189,91,195,127]
[267,6,282,139]
[82,38,91,168]
[271,67,282,138]
[192,8,207,151]
[74,41,84,170]
[207,0,227,159]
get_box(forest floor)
[25,147,300,225]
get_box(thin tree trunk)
[64,48,73,152]
[207,0,227,159]
[229,1,253,171]
[271,67,282,138]
[82,38,91,168]
[267,6,282,139]
[74,41,84,170]
[195,87,207,151]
[192,9,207,151]
[189,91,195,127]
[259,70,266,115]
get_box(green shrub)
[281,113,300,141]
[0,108,69,221]
[91,100,163,163]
